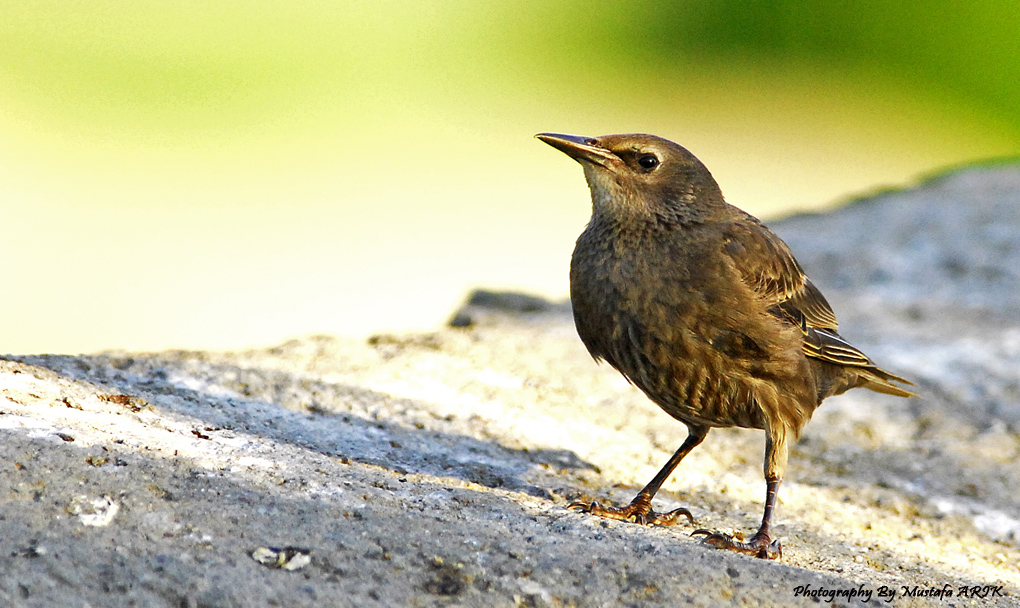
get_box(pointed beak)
[535,133,618,169]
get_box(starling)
[537,132,914,559]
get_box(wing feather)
[720,215,914,397]
[722,219,867,367]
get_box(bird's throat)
[583,164,647,221]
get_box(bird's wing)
[722,219,838,331]
[721,216,914,396]
[722,219,874,368]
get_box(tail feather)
[858,366,916,398]
[804,328,916,398]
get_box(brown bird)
[537,132,914,559]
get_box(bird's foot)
[568,496,693,526]
[691,529,782,560]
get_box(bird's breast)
[569,221,814,431]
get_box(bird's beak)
[535,133,618,169]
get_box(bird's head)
[536,132,725,222]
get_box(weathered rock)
[2,165,1019,607]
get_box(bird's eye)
[637,154,659,170]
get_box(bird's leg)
[569,426,707,526]
[694,479,783,559]
[693,427,787,559]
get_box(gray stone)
[2,165,1020,607]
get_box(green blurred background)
[2,1,1019,354]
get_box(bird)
[536,132,914,559]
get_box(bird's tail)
[805,328,916,398]
[857,366,916,398]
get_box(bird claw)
[568,499,694,527]
[691,529,782,560]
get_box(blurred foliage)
[510,0,1020,128]
[2,0,1018,352]
[3,1,1019,136]
[693,0,1020,111]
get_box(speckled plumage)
[539,132,914,559]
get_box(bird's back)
[571,214,813,432]
[570,209,911,436]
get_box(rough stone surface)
[3,165,1020,607]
